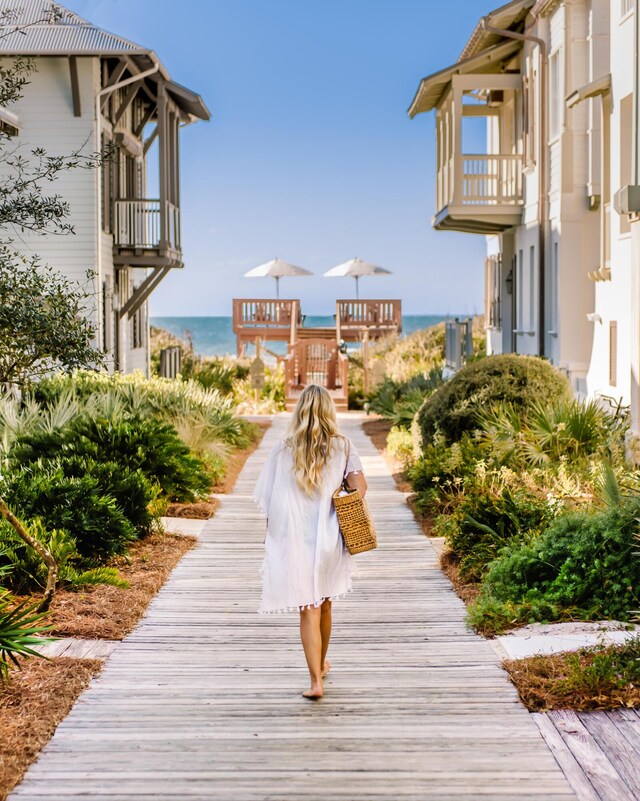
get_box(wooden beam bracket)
[119,266,172,319]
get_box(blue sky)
[72,0,500,316]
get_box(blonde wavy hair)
[285,385,342,495]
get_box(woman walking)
[253,385,367,699]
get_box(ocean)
[151,315,456,358]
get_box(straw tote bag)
[332,439,377,555]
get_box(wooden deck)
[534,710,640,801]
[10,415,574,801]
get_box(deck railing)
[233,299,302,333]
[437,154,523,210]
[114,199,180,250]
[336,299,402,338]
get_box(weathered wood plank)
[547,710,636,801]
[8,415,574,801]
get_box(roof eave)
[408,39,522,118]
[459,0,535,61]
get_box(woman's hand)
[346,471,367,498]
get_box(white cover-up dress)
[253,436,364,614]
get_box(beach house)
[410,0,640,429]
[0,1,209,374]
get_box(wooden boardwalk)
[10,415,574,801]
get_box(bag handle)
[342,437,351,487]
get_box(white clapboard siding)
[3,56,100,286]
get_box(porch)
[409,41,525,234]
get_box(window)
[101,280,108,352]
[132,306,145,349]
[517,249,524,331]
[101,133,111,233]
[522,61,536,168]
[529,246,536,333]
[549,50,562,140]
[609,321,618,386]
[549,242,559,335]
[620,95,633,235]
[486,255,502,329]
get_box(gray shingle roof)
[0,0,151,55]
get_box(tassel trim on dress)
[258,588,352,615]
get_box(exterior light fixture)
[505,270,514,295]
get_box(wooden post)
[452,80,463,205]
[363,330,370,395]
[290,300,299,348]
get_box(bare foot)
[302,681,324,699]
[322,659,331,678]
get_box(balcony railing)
[114,199,181,251]
[336,300,402,341]
[437,154,524,210]
[233,299,302,333]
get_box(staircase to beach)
[232,298,401,411]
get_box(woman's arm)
[346,471,367,498]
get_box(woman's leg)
[299,606,323,698]
[320,599,332,676]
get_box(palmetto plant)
[478,398,623,468]
[0,521,128,595]
[0,589,50,681]
[524,400,609,464]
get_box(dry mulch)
[503,646,640,712]
[439,550,482,606]
[44,532,196,640]
[361,417,412,491]
[165,499,219,519]
[0,657,102,801]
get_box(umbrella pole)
[276,276,280,300]
[355,275,359,299]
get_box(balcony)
[435,153,524,233]
[336,299,402,341]
[113,199,182,267]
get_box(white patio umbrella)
[323,257,391,299]
[244,258,313,299]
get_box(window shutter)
[609,321,618,387]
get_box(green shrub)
[33,370,252,447]
[408,433,486,514]
[50,456,156,536]
[479,398,628,468]
[470,498,640,632]
[386,426,415,464]
[0,589,49,680]
[12,415,211,502]
[369,370,443,429]
[437,486,557,581]
[189,358,249,394]
[417,355,571,447]
[0,520,128,594]
[1,466,137,560]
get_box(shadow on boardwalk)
[10,414,575,801]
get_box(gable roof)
[0,0,151,56]
[0,1,210,121]
[460,0,535,61]
[408,39,522,117]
